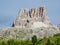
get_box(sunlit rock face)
[13,6,50,28]
[31,22,48,28]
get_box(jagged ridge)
[13,6,50,28]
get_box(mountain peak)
[13,6,50,28]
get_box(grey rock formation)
[0,26,60,40]
[0,6,60,40]
[57,24,60,30]
[13,6,50,28]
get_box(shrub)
[32,35,37,45]
[8,39,14,45]
[55,38,60,45]
[54,33,60,36]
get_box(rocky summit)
[0,6,60,40]
[13,6,50,28]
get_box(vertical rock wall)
[13,6,50,28]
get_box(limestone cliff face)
[13,6,50,28]
[0,7,60,40]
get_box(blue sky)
[0,0,60,28]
